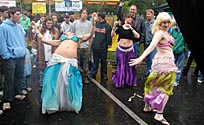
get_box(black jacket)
[92,20,112,50]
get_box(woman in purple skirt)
[111,14,140,88]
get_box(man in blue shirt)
[0,7,27,110]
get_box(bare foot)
[143,107,157,113]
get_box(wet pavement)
[0,64,204,125]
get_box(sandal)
[154,112,170,125]
[3,102,11,110]
[154,118,170,125]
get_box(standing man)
[61,15,72,34]
[0,6,8,24]
[144,9,156,77]
[0,5,9,94]
[20,11,31,41]
[91,13,112,84]
[0,7,27,110]
[0,5,9,115]
[117,2,145,57]
[170,22,188,86]
[71,8,92,84]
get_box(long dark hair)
[40,17,59,40]
[122,13,134,25]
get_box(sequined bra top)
[60,35,79,42]
[157,40,175,48]
[157,33,175,48]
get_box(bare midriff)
[54,40,79,59]
[118,38,133,47]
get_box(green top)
[170,28,188,54]
[20,16,31,30]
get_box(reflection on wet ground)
[0,64,204,125]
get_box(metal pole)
[49,0,51,16]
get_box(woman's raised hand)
[113,21,119,27]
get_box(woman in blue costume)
[111,14,140,88]
[129,12,177,125]
[31,13,96,114]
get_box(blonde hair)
[151,12,172,34]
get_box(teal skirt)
[41,63,82,114]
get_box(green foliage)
[83,4,118,14]
[83,0,167,16]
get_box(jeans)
[3,57,25,102]
[78,48,91,79]
[133,43,140,57]
[24,29,30,40]
[21,75,30,90]
[145,48,156,76]
[198,71,203,81]
[174,51,186,83]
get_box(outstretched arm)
[129,31,163,66]
[117,2,124,21]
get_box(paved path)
[0,65,204,125]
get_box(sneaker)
[32,65,36,68]
[197,79,202,84]
[83,78,89,84]
[0,110,3,115]
[21,90,28,95]
[27,87,32,92]
[174,82,179,87]
[15,95,26,100]
[3,102,11,110]
[0,91,3,96]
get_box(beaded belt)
[117,45,134,52]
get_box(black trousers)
[91,49,108,80]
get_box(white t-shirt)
[43,30,53,62]
[71,20,92,48]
